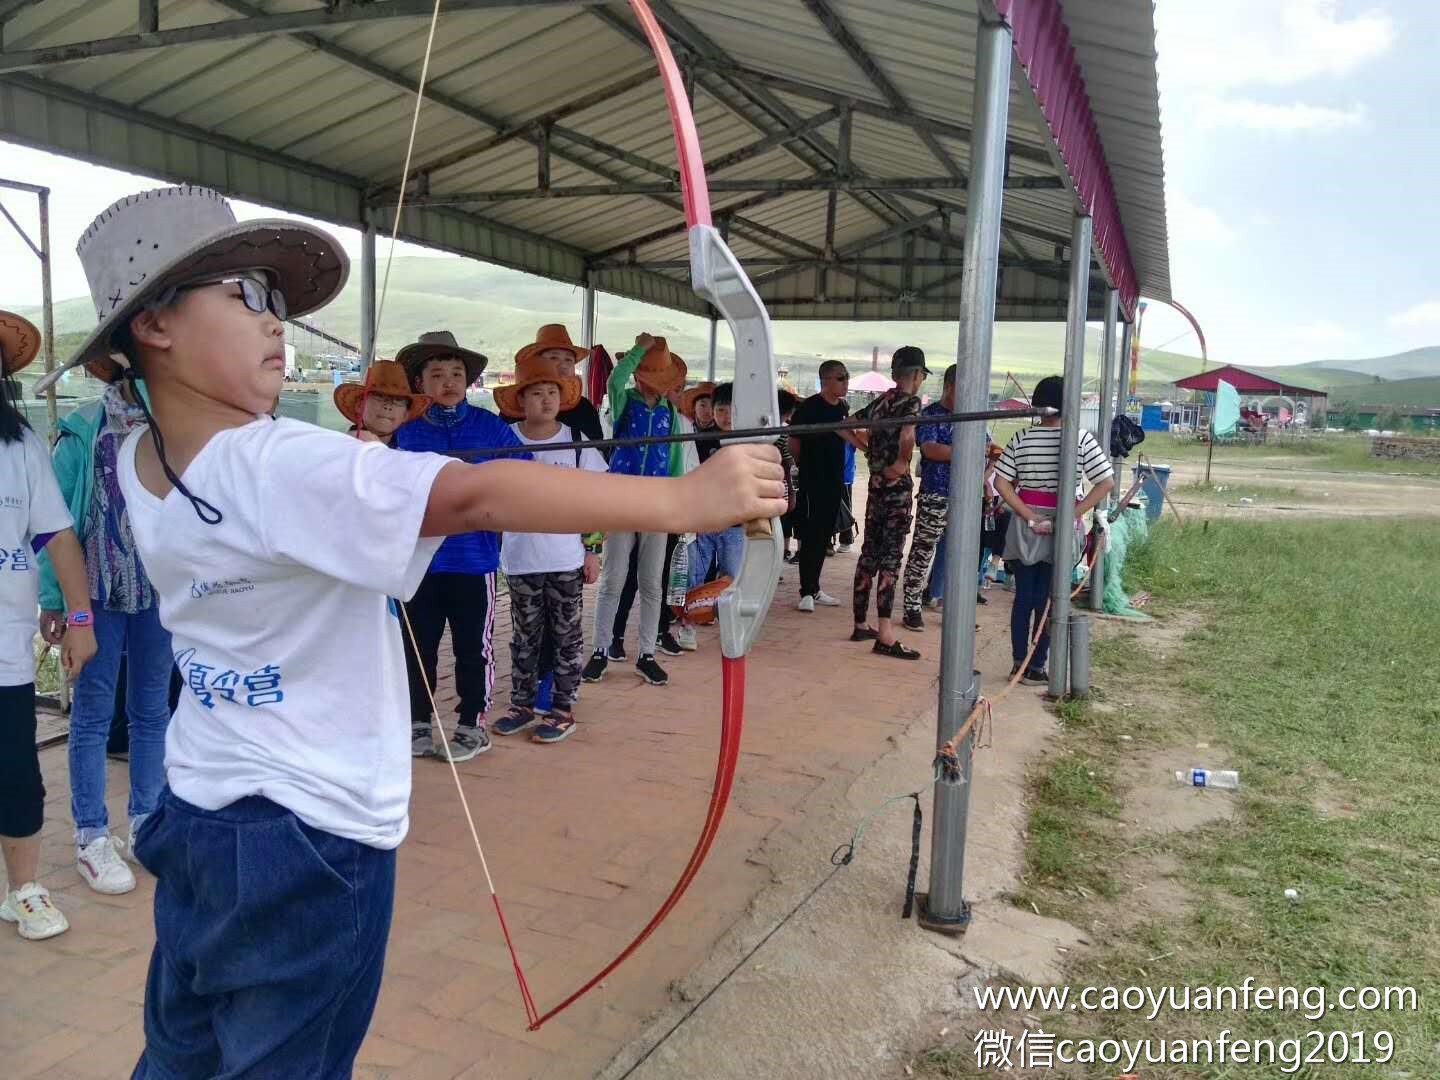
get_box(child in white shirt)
[492,357,607,743]
[35,186,786,1077]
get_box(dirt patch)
[1126,748,1238,834]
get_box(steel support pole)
[706,315,719,381]
[579,278,597,388]
[1090,289,1118,611]
[1047,214,1092,699]
[38,188,57,434]
[921,10,1012,933]
[359,222,377,367]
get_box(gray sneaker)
[440,725,490,763]
[411,725,435,758]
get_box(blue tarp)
[1140,403,1170,431]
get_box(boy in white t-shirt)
[0,311,97,943]
[34,187,786,1078]
[492,356,607,743]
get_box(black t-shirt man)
[557,395,606,455]
[791,393,850,492]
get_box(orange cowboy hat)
[679,381,717,420]
[333,360,432,426]
[492,351,583,419]
[0,310,41,377]
[85,355,125,383]
[986,441,1004,459]
[515,324,590,367]
[633,338,687,395]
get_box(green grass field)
[920,518,1440,1077]
[1139,431,1440,478]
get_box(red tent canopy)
[1174,364,1327,399]
[998,397,1030,410]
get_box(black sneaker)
[582,650,608,683]
[657,631,684,657]
[1021,668,1049,686]
[606,637,627,662]
[902,611,925,633]
[976,592,988,606]
[635,654,669,686]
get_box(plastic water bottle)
[1176,768,1239,790]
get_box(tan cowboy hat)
[679,381,716,420]
[34,185,347,395]
[85,355,125,383]
[633,338,687,394]
[492,352,583,419]
[334,360,432,427]
[0,310,41,377]
[396,330,488,386]
[515,324,589,367]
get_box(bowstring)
[370,0,541,1029]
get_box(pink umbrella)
[850,369,895,393]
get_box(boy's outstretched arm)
[423,443,786,539]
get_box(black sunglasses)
[167,276,287,321]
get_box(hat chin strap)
[123,366,224,525]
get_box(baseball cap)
[891,345,929,376]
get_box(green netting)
[1103,507,1151,618]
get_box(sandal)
[849,626,878,642]
[532,710,578,744]
[873,639,921,660]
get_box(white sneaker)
[797,595,816,613]
[837,543,853,553]
[813,590,843,607]
[77,836,136,895]
[1,882,69,941]
[676,625,698,651]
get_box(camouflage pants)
[508,569,585,711]
[902,491,948,617]
[854,477,914,624]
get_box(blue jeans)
[1011,561,1053,670]
[689,526,744,590]
[69,604,172,844]
[131,790,395,1080]
[927,529,946,601]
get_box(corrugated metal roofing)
[0,0,1168,321]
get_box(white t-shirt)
[118,418,449,848]
[500,423,607,576]
[0,428,73,686]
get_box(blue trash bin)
[1132,463,1170,523]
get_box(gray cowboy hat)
[396,331,488,386]
[34,185,347,395]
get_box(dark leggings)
[1010,561,1052,670]
[0,683,44,838]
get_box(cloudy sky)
[1,0,1433,368]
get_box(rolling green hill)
[1326,375,1440,408]
[17,258,1438,402]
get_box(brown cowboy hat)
[986,441,1005,459]
[334,360,432,426]
[85,355,125,383]
[0,310,41,377]
[679,381,717,420]
[396,330,488,386]
[493,352,583,419]
[515,324,589,367]
[633,338,687,395]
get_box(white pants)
[592,531,667,657]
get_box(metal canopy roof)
[0,0,1169,324]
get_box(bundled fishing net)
[1102,506,1152,618]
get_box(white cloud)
[1388,301,1440,329]
[1167,190,1235,250]
[1193,98,1366,132]
[1290,320,1349,345]
[1158,0,1396,92]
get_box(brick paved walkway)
[2,530,1002,1079]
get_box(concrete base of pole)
[1068,613,1092,698]
[916,892,971,935]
